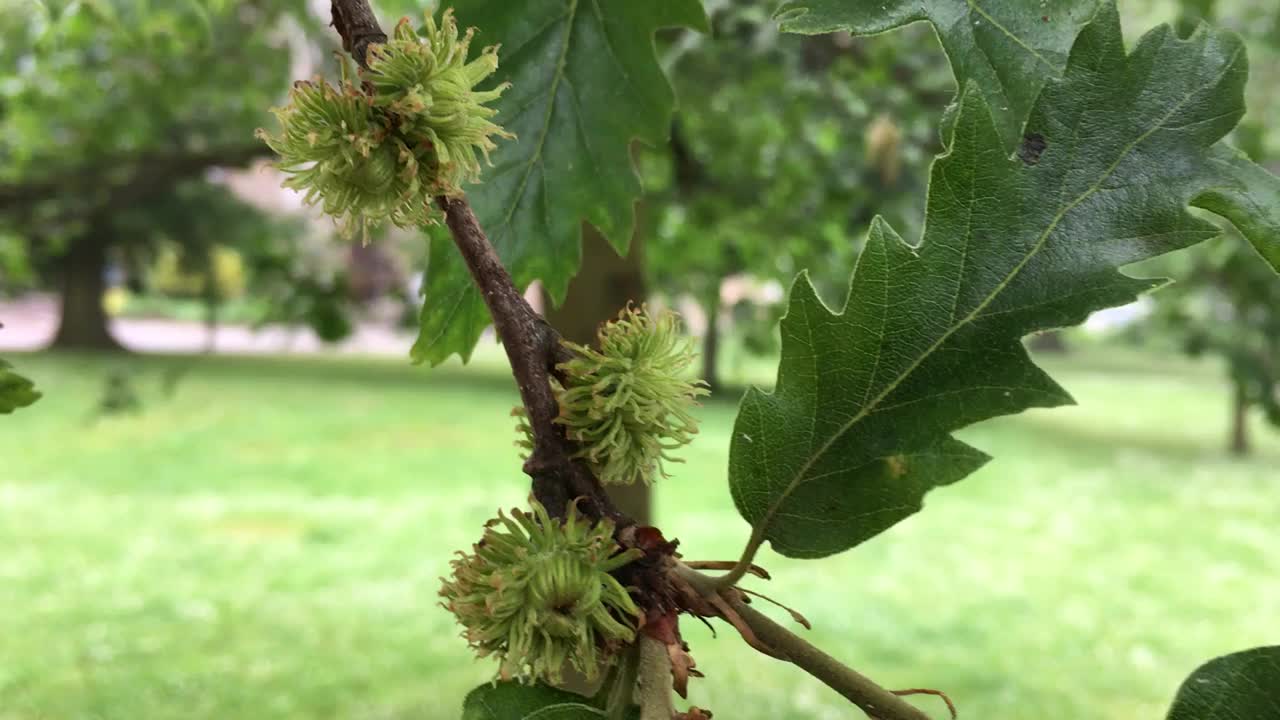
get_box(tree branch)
[674,564,935,720]
[328,0,618,522]
[434,196,620,521]
[636,635,678,720]
[727,595,934,720]
[732,591,931,717]
[329,0,386,69]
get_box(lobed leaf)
[1196,144,1280,272]
[730,5,1262,558]
[775,0,1280,273]
[1165,646,1280,720]
[774,0,1103,149]
[413,0,708,364]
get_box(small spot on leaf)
[885,455,908,479]
[1019,132,1047,165]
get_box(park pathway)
[0,294,416,357]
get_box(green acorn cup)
[256,9,511,238]
[439,500,643,683]
[556,306,709,486]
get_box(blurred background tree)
[0,1,1277,718]
[640,0,951,389]
[0,0,318,349]
[1133,0,1280,455]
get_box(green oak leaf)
[462,681,638,720]
[1166,646,1280,719]
[774,0,1102,149]
[773,1,1280,273]
[413,0,709,364]
[730,5,1256,558]
[1,358,40,414]
[1196,144,1280,273]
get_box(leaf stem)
[711,526,767,589]
[432,196,621,521]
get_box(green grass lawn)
[1,348,1277,720]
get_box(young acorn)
[554,305,709,486]
[439,499,642,683]
[256,9,511,238]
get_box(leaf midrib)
[498,0,578,231]
[753,55,1232,538]
[965,0,1058,72]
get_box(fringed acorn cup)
[256,9,512,239]
[555,306,710,486]
[439,500,643,683]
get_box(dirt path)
[0,294,416,357]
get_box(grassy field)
[1,347,1277,720]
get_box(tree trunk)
[545,223,649,698]
[51,233,123,351]
[347,240,401,302]
[1229,382,1250,456]
[701,287,722,393]
[204,271,220,354]
[546,223,650,524]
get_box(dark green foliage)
[730,5,1269,558]
[775,0,1280,273]
[462,681,638,720]
[253,261,356,345]
[1198,140,1280,273]
[0,0,322,347]
[1,0,307,218]
[412,0,709,365]
[774,0,1102,149]
[1166,647,1280,720]
[643,1,951,362]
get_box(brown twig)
[729,595,937,720]
[434,196,619,521]
[674,564,937,720]
[329,0,618,523]
[329,0,386,69]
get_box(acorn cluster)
[439,500,642,683]
[555,306,709,486]
[257,9,510,237]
